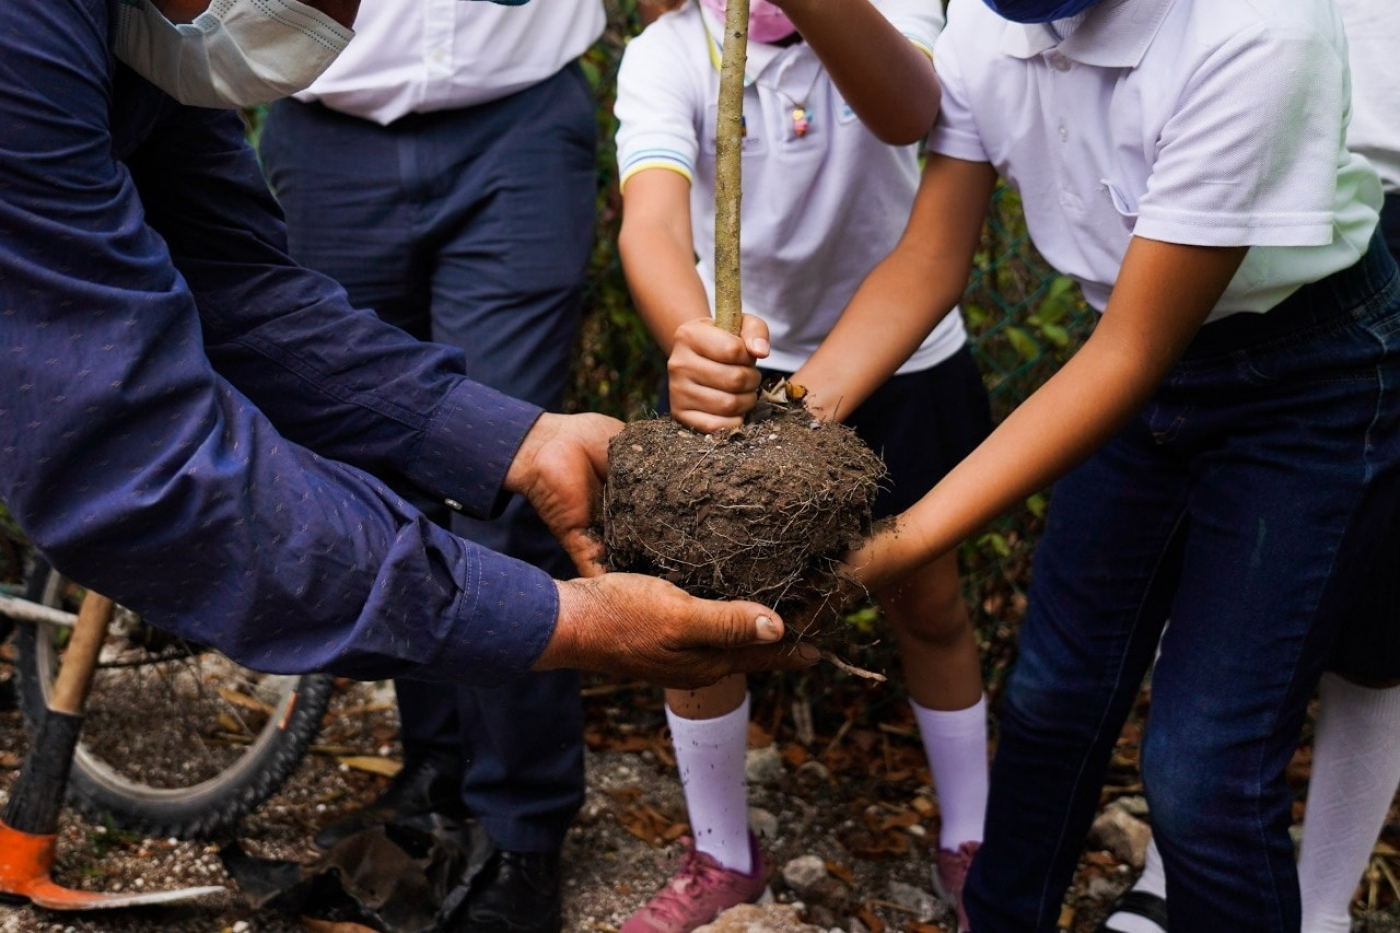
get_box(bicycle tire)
[13,559,336,839]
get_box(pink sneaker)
[933,840,980,933]
[621,834,768,933]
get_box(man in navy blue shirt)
[0,0,816,695]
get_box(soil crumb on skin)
[602,404,886,619]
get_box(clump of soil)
[601,404,886,619]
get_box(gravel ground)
[2,671,1400,933]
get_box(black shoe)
[1095,889,1168,933]
[453,849,562,933]
[313,757,467,851]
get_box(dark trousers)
[965,233,1400,930]
[1331,192,1400,681]
[259,63,596,852]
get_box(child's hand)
[668,314,771,433]
[840,515,924,595]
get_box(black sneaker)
[313,757,467,851]
[451,848,562,933]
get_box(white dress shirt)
[296,0,606,125]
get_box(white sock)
[667,695,753,874]
[1101,838,1167,933]
[912,694,989,850]
[1133,837,1167,899]
[1298,674,1400,933]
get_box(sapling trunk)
[713,0,749,335]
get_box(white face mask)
[113,0,354,109]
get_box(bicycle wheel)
[12,559,336,839]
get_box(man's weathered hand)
[504,411,622,577]
[537,574,820,689]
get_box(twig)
[820,649,886,682]
[712,0,748,334]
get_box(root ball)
[601,405,886,614]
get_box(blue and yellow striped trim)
[620,148,695,189]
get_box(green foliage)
[88,814,142,858]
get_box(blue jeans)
[964,234,1400,931]
[259,64,596,852]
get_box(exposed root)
[818,649,886,683]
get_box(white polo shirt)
[929,0,1383,320]
[294,0,606,125]
[615,0,966,375]
[1336,0,1400,194]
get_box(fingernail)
[752,338,770,357]
[756,615,781,641]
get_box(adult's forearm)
[5,375,558,685]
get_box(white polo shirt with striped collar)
[615,0,967,375]
[929,0,1383,321]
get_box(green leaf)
[1005,326,1039,362]
[1038,323,1069,348]
[977,532,1012,558]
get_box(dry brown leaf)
[855,904,885,932]
[825,860,855,884]
[218,686,274,716]
[781,743,810,768]
[880,809,920,831]
[747,721,774,748]
[336,755,402,777]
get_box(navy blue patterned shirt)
[0,0,560,684]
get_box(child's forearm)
[794,155,995,421]
[626,242,713,356]
[795,242,959,421]
[848,238,1249,591]
[619,177,711,355]
[776,0,939,144]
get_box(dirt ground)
[2,665,1400,933]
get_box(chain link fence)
[571,1,1097,692]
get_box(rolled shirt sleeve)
[0,0,557,684]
